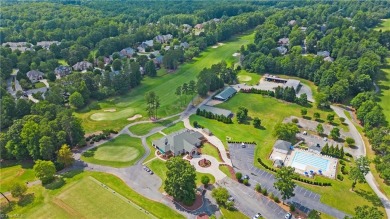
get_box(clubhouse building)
[214,86,237,101]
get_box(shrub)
[290,204,296,212]
[90,141,95,144]
[243,179,249,186]
[339,160,345,165]
[193,121,198,128]
[269,193,274,199]
[292,118,299,123]
[273,196,280,203]
[345,153,353,157]
[261,188,268,196]
[255,183,261,192]
[337,174,344,181]
[235,172,242,182]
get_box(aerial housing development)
[1,1,390,219]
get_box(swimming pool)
[291,151,329,171]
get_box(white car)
[285,212,292,219]
[323,137,328,142]
[253,213,261,219]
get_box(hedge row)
[227,141,257,145]
[257,158,332,187]
[240,88,275,96]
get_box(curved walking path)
[184,155,227,181]
[331,105,390,218]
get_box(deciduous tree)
[274,166,296,203]
[349,156,370,191]
[34,160,56,184]
[10,182,27,198]
[57,144,74,167]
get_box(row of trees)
[321,144,344,159]
[175,81,196,107]
[196,109,233,124]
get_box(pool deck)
[285,149,338,179]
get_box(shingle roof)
[153,129,203,154]
[273,140,292,151]
[198,105,232,117]
[283,79,300,91]
[214,87,237,100]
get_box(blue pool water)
[291,151,329,171]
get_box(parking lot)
[226,143,352,218]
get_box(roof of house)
[323,56,334,62]
[214,87,237,100]
[273,140,292,151]
[317,51,330,57]
[26,70,44,78]
[288,20,296,26]
[276,46,287,55]
[198,105,233,117]
[283,79,301,91]
[144,40,154,47]
[180,42,189,48]
[278,38,289,45]
[152,129,203,154]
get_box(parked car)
[253,213,261,219]
[323,137,328,142]
[303,131,307,135]
[284,213,292,219]
[243,175,249,180]
[227,196,234,202]
[241,143,246,148]
[149,170,154,175]
[143,166,150,172]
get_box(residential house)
[288,20,297,26]
[120,47,135,58]
[272,140,292,154]
[276,46,288,55]
[323,56,334,62]
[36,41,60,50]
[138,40,154,53]
[212,18,221,23]
[278,38,290,46]
[104,56,113,65]
[317,51,330,57]
[195,24,203,29]
[213,86,237,102]
[154,55,164,66]
[180,42,190,49]
[26,70,44,83]
[55,66,72,78]
[2,42,33,52]
[155,34,173,44]
[152,129,205,156]
[72,61,93,71]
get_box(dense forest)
[0,1,389,181]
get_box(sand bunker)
[127,114,142,121]
[104,109,116,112]
[232,53,240,57]
[212,43,225,49]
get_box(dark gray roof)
[199,105,232,117]
[283,79,300,91]
[152,129,203,154]
[273,140,292,151]
[214,87,237,100]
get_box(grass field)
[4,171,184,219]
[81,135,144,167]
[219,165,233,179]
[75,31,255,133]
[377,57,390,123]
[237,70,261,86]
[201,143,222,162]
[189,93,384,214]
[0,161,36,193]
[374,19,390,31]
[220,207,249,219]
[128,116,180,136]
[161,121,185,135]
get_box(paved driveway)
[228,143,349,219]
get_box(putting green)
[237,75,252,82]
[90,108,135,121]
[94,146,140,162]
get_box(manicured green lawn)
[237,70,261,86]
[34,82,46,88]
[30,177,154,219]
[219,165,233,179]
[128,116,180,136]
[81,135,144,167]
[5,171,184,219]
[220,207,249,219]
[374,19,390,31]
[196,172,215,186]
[377,57,390,123]
[0,161,36,193]
[75,31,255,133]
[201,143,222,162]
[161,121,185,135]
